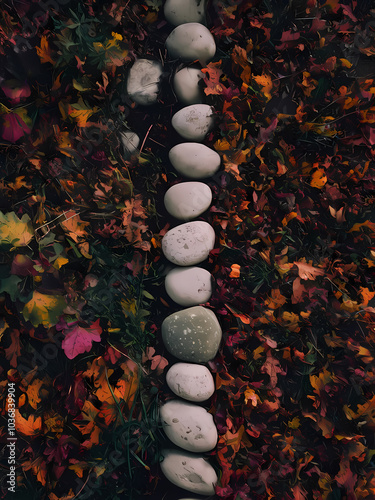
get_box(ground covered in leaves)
[1,0,375,499]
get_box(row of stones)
[157,1,221,498]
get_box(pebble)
[171,104,214,141]
[164,182,212,220]
[120,130,140,155]
[164,0,206,26]
[166,362,215,401]
[165,266,212,306]
[161,306,222,362]
[162,221,215,266]
[127,59,162,105]
[174,67,204,104]
[166,23,216,65]
[169,143,221,179]
[160,448,217,495]
[160,400,217,452]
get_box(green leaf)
[142,290,154,300]
[0,275,22,301]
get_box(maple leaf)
[23,291,66,327]
[294,260,325,280]
[15,410,42,436]
[5,329,21,367]
[36,35,55,65]
[202,61,224,95]
[62,319,102,359]
[0,212,33,249]
[142,347,168,375]
[60,210,89,243]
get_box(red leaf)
[62,320,102,359]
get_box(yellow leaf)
[288,417,301,429]
[0,211,33,249]
[22,291,66,327]
[53,256,69,270]
[60,211,89,243]
[253,73,273,100]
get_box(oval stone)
[162,221,215,266]
[174,67,204,104]
[165,266,212,306]
[161,306,222,362]
[166,23,216,65]
[166,362,215,401]
[164,182,212,220]
[160,449,217,495]
[160,400,217,452]
[169,143,221,179]
[164,0,206,26]
[172,104,214,141]
[120,130,140,155]
[127,59,162,105]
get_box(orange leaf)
[310,168,327,188]
[26,379,45,410]
[225,304,250,324]
[202,61,224,95]
[229,263,241,278]
[294,260,325,280]
[15,410,42,436]
[5,329,21,367]
[36,35,55,65]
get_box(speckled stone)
[160,448,217,495]
[162,221,215,266]
[166,362,215,402]
[127,59,162,105]
[161,306,222,362]
[160,400,217,452]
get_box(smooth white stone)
[174,68,204,104]
[161,400,217,452]
[169,143,221,179]
[166,23,216,65]
[165,267,212,306]
[120,130,140,154]
[164,182,212,220]
[127,59,162,105]
[162,305,222,362]
[166,362,215,401]
[160,449,217,495]
[164,0,206,26]
[172,104,214,142]
[162,221,215,266]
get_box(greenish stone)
[161,306,222,362]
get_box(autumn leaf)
[202,61,224,95]
[22,291,66,327]
[69,98,99,127]
[260,351,285,388]
[294,260,325,280]
[310,168,327,188]
[229,264,241,278]
[36,35,55,65]
[62,319,102,359]
[26,378,45,410]
[142,347,168,375]
[15,410,43,436]
[253,73,273,100]
[5,329,21,367]
[0,211,33,249]
[72,400,99,435]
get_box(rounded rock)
[171,104,214,141]
[174,67,204,104]
[160,448,217,495]
[164,0,206,26]
[166,362,215,401]
[120,130,140,155]
[169,143,221,179]
[160,400,217,452]
[165,266,212,306]
[162,221,215,266]
[166,23,216,65]
[164,182,212,220]
[127,59,162,105]
[161,306,222,363]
